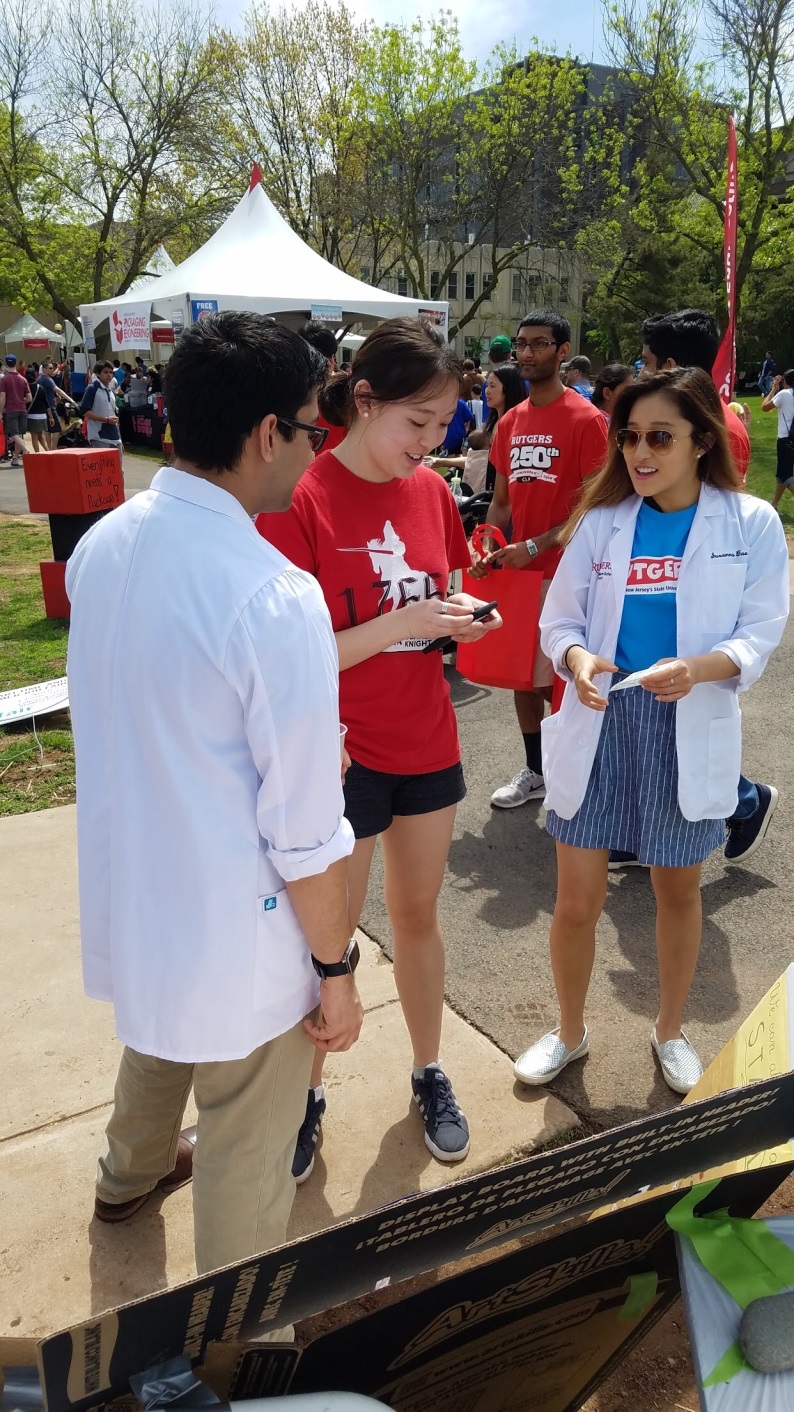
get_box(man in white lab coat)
[66,312,363,1276]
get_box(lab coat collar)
[151,465,260,535]
[611,480,725,533]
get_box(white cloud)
[212,0,611,67]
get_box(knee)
[388,895,439,938]
[554,891,604,930]
[652,873,701,907]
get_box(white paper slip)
[609,668,655,693]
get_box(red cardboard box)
[23,448,123,515]
[40,561,70,619]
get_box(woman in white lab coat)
[513,368,789,1096]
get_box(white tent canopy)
[79,168,448,342]
[2,312,60,346]
[127,243,176,294]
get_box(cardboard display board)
[35,1072,794,1412]
[226,1168,789,1412]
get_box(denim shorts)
[343,759,466,839]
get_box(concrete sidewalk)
[0,805,577,1340]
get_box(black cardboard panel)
[38,1073,794,1412]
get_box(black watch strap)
[311,938,360,980]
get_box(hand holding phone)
[422,601,499,653]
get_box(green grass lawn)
[1,406,790,816]
[0,515,73,815]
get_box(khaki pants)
[97,1017,314,1275]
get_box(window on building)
[511,272,522,305]
[377,268,387,286]
[465,271,475,301]
[361,267,371,283]
[559,277,570,303]
[464,336,478,357]
[397,273,408,297]
[448,272,458,300]
[430,271,440,299]
[482,272,492,299]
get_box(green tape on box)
[666,1180,794,1387]
[618,1271,659,1322]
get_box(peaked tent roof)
[79,169,448,332]
[2,312,60,344]
[127,244,176,294]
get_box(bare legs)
[307,804,457,1088]
[549,842,703,1047]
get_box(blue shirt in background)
[615,498,698,673]
[443,398,475,452]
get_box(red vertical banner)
[713,115,738,402]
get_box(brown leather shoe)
[94,1126,197,1223]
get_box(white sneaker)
[490,767,545,808]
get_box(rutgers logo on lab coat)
[625,556,682,593]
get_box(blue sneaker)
[608,850,647,871]
[411,1067,470,1162]
[725,784,778,864]
[292,1089,326,1185]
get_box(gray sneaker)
[651,1027,703,1095]
[514,1027,589,1085]
[491,767,545,809]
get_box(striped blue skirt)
[546,676,726,867]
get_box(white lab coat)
[66,467,354,1063]
[540,484,790,821]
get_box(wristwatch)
[311,938,360,980]
[525,538,539,557]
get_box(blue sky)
[213,0,612,70]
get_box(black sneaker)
[292,1089,326,1185]
[608,850,647,870]
[411,1068,470,1162]
[725,784,778,864]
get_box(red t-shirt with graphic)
[490,388,608,577]
[257,454,472,775]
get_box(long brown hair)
[560,367,743,546]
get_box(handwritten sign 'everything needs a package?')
[0,678,69,725]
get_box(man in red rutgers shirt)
[472,309,608,809]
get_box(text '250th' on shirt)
[258,454,471,776]
[489,388,609,577]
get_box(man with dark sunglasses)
[66,311,362,1279]
[471,308,608,809]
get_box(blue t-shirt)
[615,498,698,673]
[37,373,57,410]
[443,398,474,451]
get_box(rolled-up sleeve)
[710,502,790,692]
[224,568,354,882]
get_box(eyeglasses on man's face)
[515,338,558,353]
[277,417,328,453]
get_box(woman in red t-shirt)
[259,318,500,1177]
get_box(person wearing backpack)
[79,362,122,451]
[762,368,794,510]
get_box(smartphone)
[422,601,498,654]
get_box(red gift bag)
[457,525,545,691]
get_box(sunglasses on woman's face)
[616,428,692,454]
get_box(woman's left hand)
[640,657,696,702]
[445,592,503,643]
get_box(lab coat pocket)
[541,710,564,785]
[702,563,746,637]
[706,716,741,806]
[254,888,313,1014]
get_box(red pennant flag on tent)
[248,163,263,192]
[713,116,738,402]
